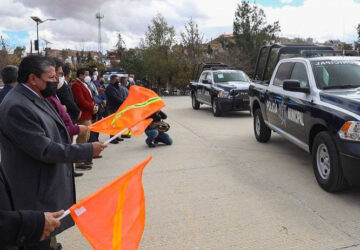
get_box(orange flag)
[127,118,153,136]
[89,86,165,135]
[69,157,152,250]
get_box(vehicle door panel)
[203,72,213,105]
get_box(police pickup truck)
[190,63,251,116]
[249,44,360,192]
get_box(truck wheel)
[253,109,271,142]
[212,98,222,117]
[191,92,200,110]
[312,131,346,192]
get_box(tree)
[61,49,69,61]
[13,46,25,58]
[180,18,204,60]
[144,13,175,50]
[233,1,280,71]
[120,49,146,80]
[142,14,176,88]
[357,24,360,41]
[115,33,126,54]
[87,51,93,62]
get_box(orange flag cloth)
[89,86,165,135]
[127,118,153,136]
[69,157,152,250]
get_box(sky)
[1,0,360,53]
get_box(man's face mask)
[84,76,91,84]
[39,77,58,98]
[58,76,65,89]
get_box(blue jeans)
[145,128,172,145]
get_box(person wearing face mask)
[126,73,135,89]
[47,59,88,179]
[0,56,106,250]
[56,64,81,125]
[105,75,129,144]
[71,68,98,170]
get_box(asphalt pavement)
[59,96,360,250]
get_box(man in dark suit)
[0,65,18,104]
[0,56,106,250]
[56,63,81,124]
[0,164,63,250]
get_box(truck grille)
[231,90,249,98]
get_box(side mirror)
[283,80,310,94]
[202,79,210,84]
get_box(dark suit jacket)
[105,83,128,114]
[0,84,93,234]
[56,82,80,124]
[0,165,44,250]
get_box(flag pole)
[58,209,70,220]
[103,128,129,145]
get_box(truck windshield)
[213,71,249,83]
[312,61,360,89]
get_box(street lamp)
[31,16,56,55]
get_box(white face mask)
[84,76,91,84]
[93,75,98,81]
[94,71,98,76]
[129,77,134,82]
[58,76,65,89]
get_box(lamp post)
[31,16,56,55]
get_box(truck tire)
[253,109,271,142]
[212,97,223,117]
[312,131,346,192]
[191,92,200,110]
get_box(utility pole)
[96,12,104,60]
[31,16,56,55]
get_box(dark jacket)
[149,110,167,123]
[105,83,128,114]
[56,82,80,124]
[0,84,93,234]
[0,85,13,105]
[0,165,44,250]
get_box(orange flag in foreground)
[69,157,152,250]
[127,118,153,136]
[89,86,165,135]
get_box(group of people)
[0,55,172,250]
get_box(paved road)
[59,96,360,250]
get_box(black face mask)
[114,81,120,86]
[40,81,58,98]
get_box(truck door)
[282,62,310,144]
[266,62,295,130]
[203,72,213,105]
[197,72,208,102]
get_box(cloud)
[1,0,360,53]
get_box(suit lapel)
[16,85,69,138]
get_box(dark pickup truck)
[189,63,251,116]
[249,44,360,192]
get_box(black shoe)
[56,243,63,250]
[147,143,155,148]
[74,172,83,177]
[154,139,159,144]
[93,155,103,159]
[75,163,92,171]
[121,134,131,139]
[116,137,124,142]
[110,140,119,144]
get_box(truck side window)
[200,73,207,82]
[290,62,309,88]
[273,62,294,87]
[206,73,212,83]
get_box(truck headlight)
[218,91,229,98]
[338,121,360,141]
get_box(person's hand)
[62,105,67,112]
[78,125,88,136]
[40,210,64,241]
[92,142,107,157]
[102,100,106,106]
